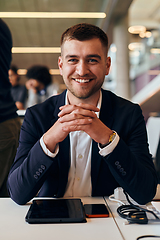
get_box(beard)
[65,79,104,100]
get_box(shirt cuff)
[40,135,59,158]
[98,132,120,156]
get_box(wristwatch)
[108,131,116,144]
[99,131,116,148]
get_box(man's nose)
[76,61,89,76]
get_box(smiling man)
[8,23,158,205]
[58,37,110,102]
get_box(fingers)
[57,103,99,134]
[58,103,99,118]
[62,123,91,132]
[58,103,98,125]
[61,116,93,131]
[58,110,96,124]
[59,102,99,112]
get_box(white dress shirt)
[40,90,119,197]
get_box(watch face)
[109,132,116,142]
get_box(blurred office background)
[0,0,160,121]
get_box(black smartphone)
[84,204,109,218]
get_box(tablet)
[25,198,86,224]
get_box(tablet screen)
[25,198,86,224]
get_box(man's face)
[8,69,19,87]
[58,38,111,101]
[26,79,45,93]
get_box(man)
[8,23,158,205]
[155,138,160,183]
[0,19,21,196]
[9,65,27,110]
[25,65,58,108]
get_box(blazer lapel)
[91,89,114,194]
[99,89,114,129]
[51,90,66,126]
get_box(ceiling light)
[139,31,152,38]
[0,12,106,19]
[128,25,146,34]
[49,69,60,75]
[139,32,146,38]
[150,48,160,54]
[17,68,60,75]
[128,42,144,51]
[110,46,117,53]
[17,69,27,75]
[12,47,61,53]
[145,31,152,38]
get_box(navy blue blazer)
[8,89,158,205]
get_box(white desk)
[105,197,160,240]
[0,197,123,240]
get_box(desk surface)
[2,197,160,240]
[105,197,160,240]
[0,197,123,240]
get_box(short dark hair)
[26,65,52,86]
[10,65,20,81]
[10,65,18,74]
[61,23,108,51]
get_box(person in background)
[8,23,158,205]
[25,65,58,107]
[0,19,21,196]
[9,65,27,110]
[155,138,160,183]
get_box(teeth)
[74,79,90,83]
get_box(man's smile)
[73,78,92,83]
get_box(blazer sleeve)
[104,104,158,204]
[7,107,57,205]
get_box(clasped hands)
[43,103,113,153]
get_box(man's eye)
[89,59,98,63]
[68,59,78,63]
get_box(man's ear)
[58,56,63,76]
[105,57,111,75]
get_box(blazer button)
[41,165,46,170]
[117,164,121,169]
[120,168,124,172]
[115,161,119,166]
[34,174,38,179]
[36,171,40,176]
